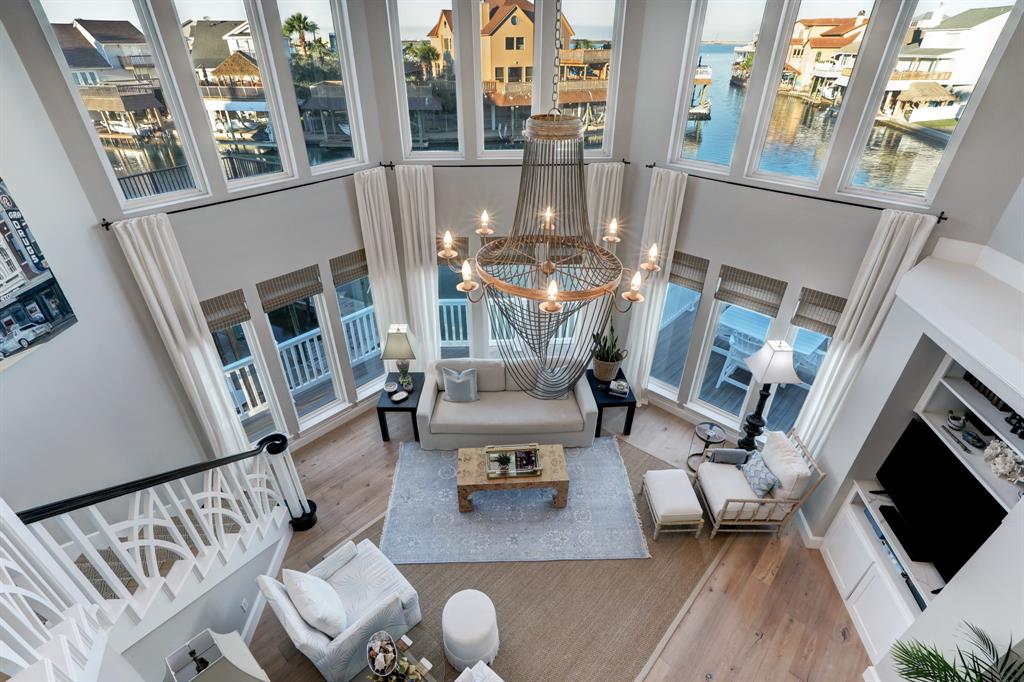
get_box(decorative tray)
[484,443,543,478]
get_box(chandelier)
[438,1,658,399]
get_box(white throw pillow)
[761,431,811,500]
[282,569,347,637]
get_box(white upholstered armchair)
[257,539,421,682]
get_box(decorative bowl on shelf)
[384,382,399,394]
[946,412,966,431]
[390,390,409,403]
[367,630,397,676]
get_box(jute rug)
[355,439,727,682]
[380,437,649,563]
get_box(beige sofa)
[416,359,598,450]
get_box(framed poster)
[0,177,77,367]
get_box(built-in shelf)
[941,375,1024,460]
[852,480,945,606]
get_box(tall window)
[696,266,787,417]
[394,0,461,153]
[200,290,278,443]
[848,2,1016,198]
[649,252,709,390]
[678,0,768,166]
[257,266,338,419]
[480,2,535,150]
[174,0,284,182]
[756,2,875,182]
[561,0,618,150]
[276,0,358,167]
[438,239,470,357]
[766,287,845,432]
[39,1,197,202]
[331,251,385,390]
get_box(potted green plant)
[591,324,628,382]
[495,453,512,474]
[890,622,1024,682]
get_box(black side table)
[686,421,726,472]
[377,372,424,442]
[585,369,637,437]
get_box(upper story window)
[845,2,1019,199]
[755,2,876,183]
[561,0,621,151]
[275,0,362,169]
[678,0,769,167]
[173,1,288,184]
[38,1,201,204]
[481,5,535,151]
[392,0,462,155]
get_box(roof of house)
[897,81,956,103]
[798,17,860,27]
[783,62,800,74]
[821,19,867,36]
[899,45,962,57]
[51,24,111,69]
[427,9,453,38]
[184,20,245,70]
[808,35,859,49]
[473,1,573,38]
[932,6,1013,30]
[73,19,146,44]
[211,50,261,79]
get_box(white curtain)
[354,167,409,372]
[112,214,249,456]
[622,168,689,404]
[795,209,936,454]
[396,164,441,370]
[586,161,625,242]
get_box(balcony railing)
[343,306,381,365]
[78,82,157,98]
[278,328,332,393]
[559,48,610,64]
[200,84,265,101]
[890,70,952,81]
[118,54,155,68]
[694,65,712,79]
[221,155,281,180]
[440,298,469,347]
[117,164,195,200]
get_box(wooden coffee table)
[456,444,569,513]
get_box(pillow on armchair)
[282,569,347,637]
[761,431,812,499]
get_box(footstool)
[641,469,705,539]
[442,589,500,671]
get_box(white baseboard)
[795,510,824,549]
[242,526,292,644]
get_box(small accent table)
[377,371,423,442]
[585,368,637,437]
[686,421,726,473]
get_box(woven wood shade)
[791,287,846,336]
[714,265,787,318]
[200,289,250,332]
[330,249,369,287]
[256,264,323,313]
[437,236,469,265]
[669,252,710,292]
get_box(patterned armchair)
[258,539,421,682]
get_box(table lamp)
[381,324,417,387]
[737,340,801,450]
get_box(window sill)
[355,376,387,402]
[297,399,353,433]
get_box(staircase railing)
[2,434,315,680]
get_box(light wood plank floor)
[251,404,870,681]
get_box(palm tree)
[307,37,331,67]
[282,12,318,57]
[413,43,440,80]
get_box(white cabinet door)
[846,564,915,664]
[822,506,874,599]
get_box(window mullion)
[818,0,908,195]
[455,0,481,161]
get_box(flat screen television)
[876,417,1006,583]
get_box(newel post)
[260,434,318,531]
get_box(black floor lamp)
[737,340,801,450]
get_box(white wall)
[0,21,207,511]
[987,178,1023,262]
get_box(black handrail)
[16,434,289,525]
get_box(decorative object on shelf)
[984,439,1024,484]
[737,341,802,450]
[946,411,966,431]
[890,622,1024,682]
[484,443,543,478]
[963,371,1011,411]
[961,430,986,449]
[367,630,398,677]
[495,453,511,473]
[188,649,209,675]
[390,390,409,404]
[591,323,628,382]
[384,381,399,394]
[434,0,655,400]
[382,324,417,389]
[608,379,629,398]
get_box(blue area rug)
[380,437,650,564]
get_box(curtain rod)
[98,158,945,229]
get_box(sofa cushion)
[435,359,505,392]
[697,462,788,521]
[443,368,479,402]
[761,431,812,500]
[282,569,347,637]
[740,452,780,498]
[431,391,583,434]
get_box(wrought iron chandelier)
[439,0,659,399]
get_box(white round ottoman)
[442,589,499,671]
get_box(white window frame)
[279,292,350,428]
[647,282,703,393]
[236,319,289,444]
[168,0,298,193]
[580,0,626,159]
[386,0,466,160]
[836,2,1023,207]
[30,0,210,211]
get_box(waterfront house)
[180,19,245,82]
[70,19,156,81]
[786,13,868,91]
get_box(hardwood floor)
[251,403,870,681]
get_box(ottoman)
[641,469,704,539]
[442,589,500,671]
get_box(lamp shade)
[745,340,801,385]
[381,324,417,360]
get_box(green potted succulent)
[591,324,628,382]
[495,453,512,474]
